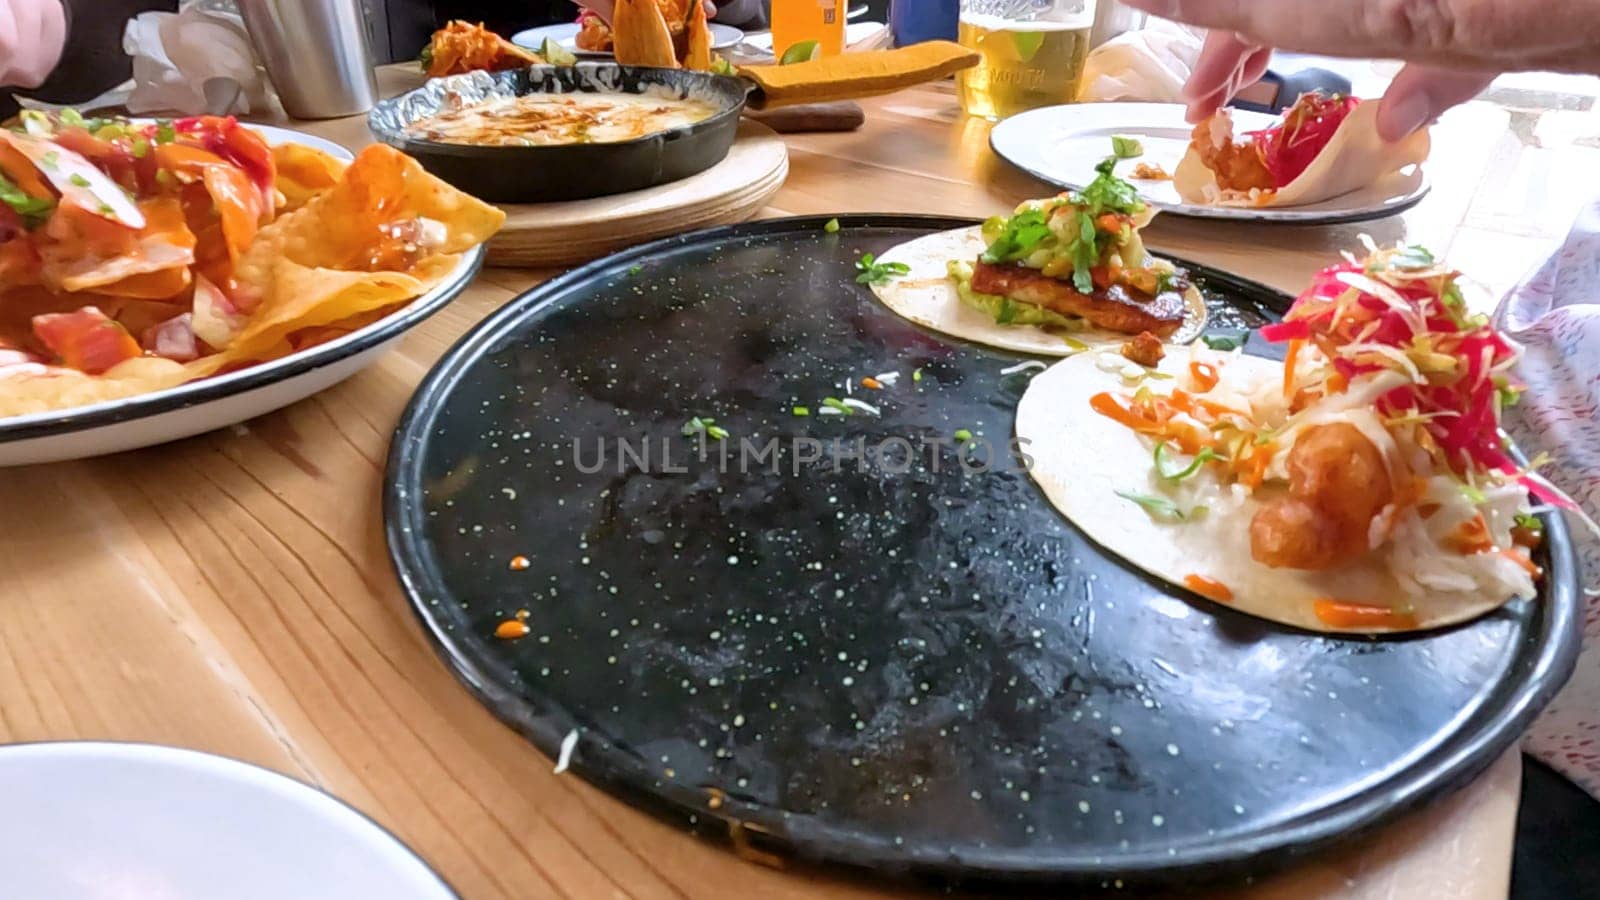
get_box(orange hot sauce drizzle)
[1183,574,1233,604]
[1313,599,1418,631]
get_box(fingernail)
[1380,92,1431,141]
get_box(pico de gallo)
[0,111,279,373]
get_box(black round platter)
[384,215,1580,888]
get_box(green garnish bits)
[682,417,728,441]
[1111,135,1144,159]
[1201,332,1246,351]
[953,429,973,443]
[0,173,54,224]
[1115,490,1204,523]
[855,253,910,285]
[1153,443,1218,482]
[792,406,810,417]
[823,218,840,234]
[979,157,1146,296]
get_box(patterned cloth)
[1496,200,1600,797]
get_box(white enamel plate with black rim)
[990,102,1430,226]
[0,124,484,467]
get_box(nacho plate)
[0,122,490,465]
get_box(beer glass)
[957,0,1098,120]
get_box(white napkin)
[1078,18,1202,104]
[122,2,274,116]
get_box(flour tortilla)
[1015,348,1516,634]
[870,226,1207,356]
[1173,102,1431,209]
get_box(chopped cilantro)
[0,173,54,223]
[1070,211,1098,294]
[1155,270,1176,295]
[1388,245,1436,271]
[1071,157,1145,217]
[627,264,642,276]
[1111,135,1144,159]
[1515,513,1543,533]
[1201,332,1246,351]
[979,210,1052,264]
[854,253,910,285]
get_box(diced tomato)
[174,116,276,209]
[32,307,144,374]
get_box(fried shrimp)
[1250,422,1394,570]
[1191,114,1275,194]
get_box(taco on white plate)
[1017,241,1568,634]
[1174,93,1430,208]
[868,158,1206,357]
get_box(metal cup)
[236,0,379,119]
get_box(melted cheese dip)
[406,92,720,146]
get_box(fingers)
[1376,64,1495,140]
[1182,32,1271,122]
[1121,0,1593,68]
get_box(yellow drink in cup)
[957,1,1096,120]
[771,0,848,60]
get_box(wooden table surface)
[7,66,1599,898]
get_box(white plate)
[511,21,745,57]
[990,102,1430,225]
[0,743,453,900]
[0,123,484,466]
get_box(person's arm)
[0,0,67,89]
[711,0,766,28]
[1121,0,1600,139]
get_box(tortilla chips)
[0,112,505,418]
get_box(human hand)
[1120,0,1600,140]
[0,0,67,90]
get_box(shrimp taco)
[1174,93,1430,209]
[1017,242,1553,634]
[868,159,1207,356]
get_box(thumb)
[1377,65,1495,141]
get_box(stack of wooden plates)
[485,121,789,267]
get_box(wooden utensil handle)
[744,101,865,133]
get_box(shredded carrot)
[1444,514,1494,555]
[861,377,883,390]
[1502,549,1542,578]
[1326,371,1349,394]
[1240,442,1276,490]
[1418,503,1442,519]
[1283,338,1304,401]
[509,554,531,571]
[1183,574,1233,603]
[1313,599,1419,631]
[1189,361,1219,392]
[1090,392,1162,434]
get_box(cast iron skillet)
[369,64,749,204]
